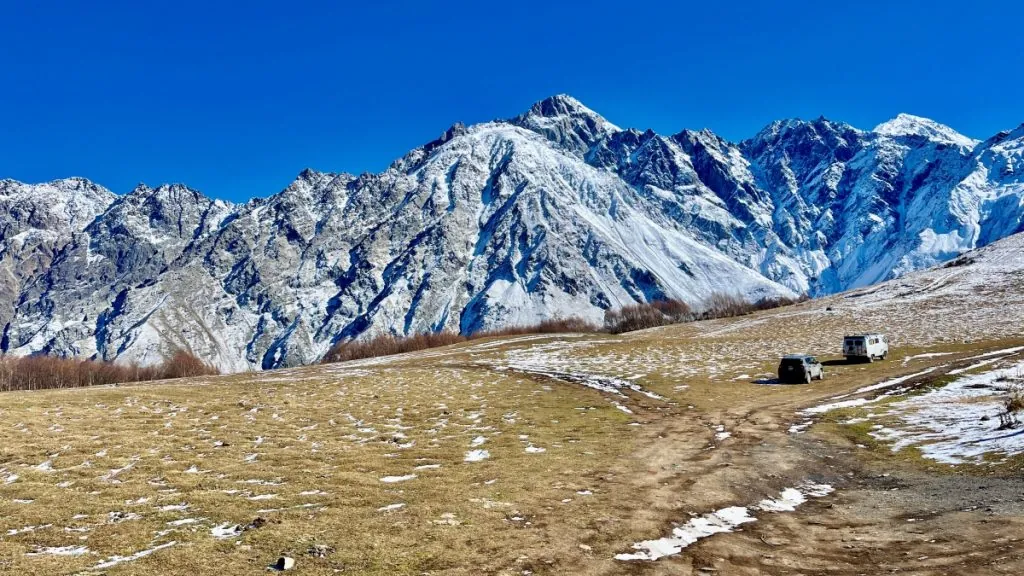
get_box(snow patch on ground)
[6,524,52,536]
[615,482,834,561]
[868,361,1024,464]
[210,523,242,539]
[26,545,91,556]
[90,541,177,570]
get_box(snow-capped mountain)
[2,95,1022,369]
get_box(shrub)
[605,292,808,334]
[1006,390,1024,414]
[702,292,749,319]
[651,299,693,321]
[749,294,810,312]
[321,316,601,364]
[604,299,693,334]
[996,378,1023,430]
[158,350,220,379]
[699,292,808,320]
[495,316,601,335]
[321,332,467,364]
[0,350,220,393]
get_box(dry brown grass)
[0,355,648,576]
[1,320,1012,575]
[0,350,219,392]
[1,258,1022,575]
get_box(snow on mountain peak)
[523,94,615,125]
[874,113,979,148]
[1000,123,1024,143]
[510,94,620,155]
[1,99,1022,371]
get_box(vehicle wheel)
[882,352,888,361]
[818,371,825,381]
[804,373,812,384]
[867,355,874,363]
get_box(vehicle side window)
[808,357,816,364]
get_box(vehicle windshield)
[780,358,805,368]
[845,337,865,345]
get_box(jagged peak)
[743,117,864,154]
[978,122,1024,152]
[874,113,979,148]
[51,176,100,187]
[508,94,620,157]
[1002,122,1024,142]
[293,168,348,186]
[116,182,225,212]
[257,169,355,210]
[0,177,116,202]
[127,181,205,196]
[512,94,620,133]
[764,116,857,135]
[421,122,470,156]
[28,176,114,196]
[297,167,322,181]
[523,94,601,118]
[675,127,728,146]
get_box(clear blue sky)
[2,0,1022,203]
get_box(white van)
[843,334,889,362]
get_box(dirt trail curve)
[307,333,1024,575]
[597,352,1024,575]
[460,338,1024,575]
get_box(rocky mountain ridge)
[2,95,1021,369]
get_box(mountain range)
[2,95,1022,370]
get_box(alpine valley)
[2,95,1022,370]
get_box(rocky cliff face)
[2,96,1021,369]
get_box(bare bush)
[700,292,808,320]
[999,381,1024,429]
[477,317,600,338]
[321,316,601,364]
[0,350,219,393]
[321,332,467,364]
[749,294,810,312]
[605,299,693,334]
[651,299,693,321]
[1007,388,1024,413]
[702,292,749,319]
[157,350,221,379]
[604,293,807,335]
